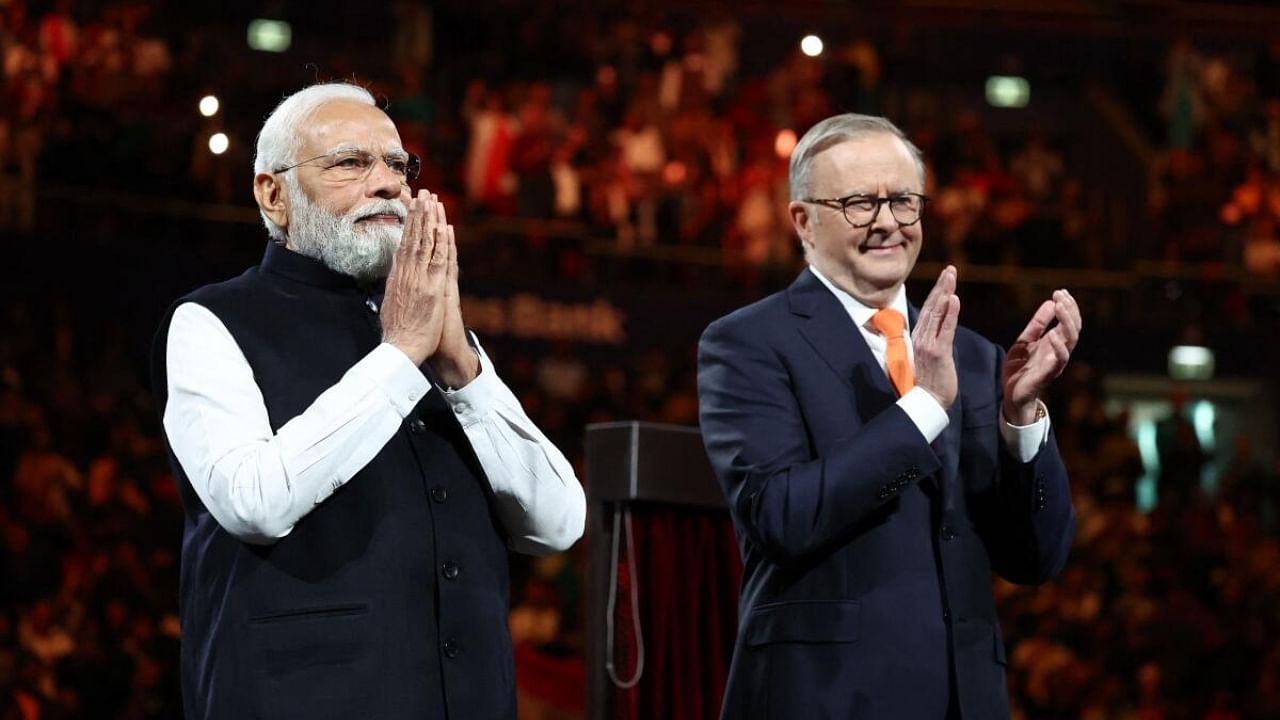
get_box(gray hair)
[788,113,925,201]
[253,82,377,241]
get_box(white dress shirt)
[808,266,1049,462]
[162,301,586,554]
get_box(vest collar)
[260,241,382,292]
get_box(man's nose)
[366,159,404,199]
[868,198,898,234]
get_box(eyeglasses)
[274,149,422,184]
[803,192,929,228]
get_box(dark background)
[2,1,1279,718]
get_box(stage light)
[800,35,824,57]
[1168,345,1214,381]
[774,129,798,159]
[986,76,1030,108]
[248,19,291,53]
[209,133,229,155]
[199,95,220,117]
[650,31,673,57]
[596,65,617,88]
[662,161,687,185]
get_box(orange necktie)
[870,308,914,397]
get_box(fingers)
[1006,340,1031,366]
[1016,299,1056,345]
[939,294,960,345]
[1046,327,1071,369]
[914,265,956,343]
[398,191,426,264]
[428,203,449,277]
[1052,289,1082,351]
[918,265,949,315]
[422,191,442,262]
[445,224,459,297]
[436,194,449,227]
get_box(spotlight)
[199,95,220,117]
[248,19,291,53]
[800,35,824,57]
[1168,345,1214,381]
[775,129,798,159]
[209,133,229,155]
[986,76,1030,108]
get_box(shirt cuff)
[359,343,433,417]
[999,399,1051,463]
[439,343,501,428]
[898,386,950,444]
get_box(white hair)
[253,82,377,241]
[788,113,925,201]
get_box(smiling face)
[789,133,924,307]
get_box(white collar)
[807,265,909,331]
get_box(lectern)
[584,421,741,720]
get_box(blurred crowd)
[1152,39,1280,278]
[3,1,1280,280]
[999,368,1280,720]
[4,287,1279,719]
[0,302,182,719]
[3,0,1280,718]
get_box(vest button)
[431,485,448,503]
[443,639,460,658]
[365,297,378,313]
[941,525,956,541]
[442,561,460,580]
[408,418,426,434]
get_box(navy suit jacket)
[697,269,1075,720]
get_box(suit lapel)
[788,270,898,419]
[788,270,963,497]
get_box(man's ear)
[788,200,814,253]
[254,172,289,239]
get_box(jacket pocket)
[744,600,860,647]
[248,601,384,719]
[248,602,368,626]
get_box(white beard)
[286,185,406,283]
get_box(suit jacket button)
[443,639,460,658]
[941,525,955,541]
[408,418,427,434]
[442,561,460,580]
[431,485,448,503]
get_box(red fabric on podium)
[611,504,742,719]
[515,643,586,712]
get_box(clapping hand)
[1002,290,1082,425]
[912,265,961,410]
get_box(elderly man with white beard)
[150,82,586,720]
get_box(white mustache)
[352,200,407,222]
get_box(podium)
[583,421,739,720]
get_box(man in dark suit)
[697,114,1081,719]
